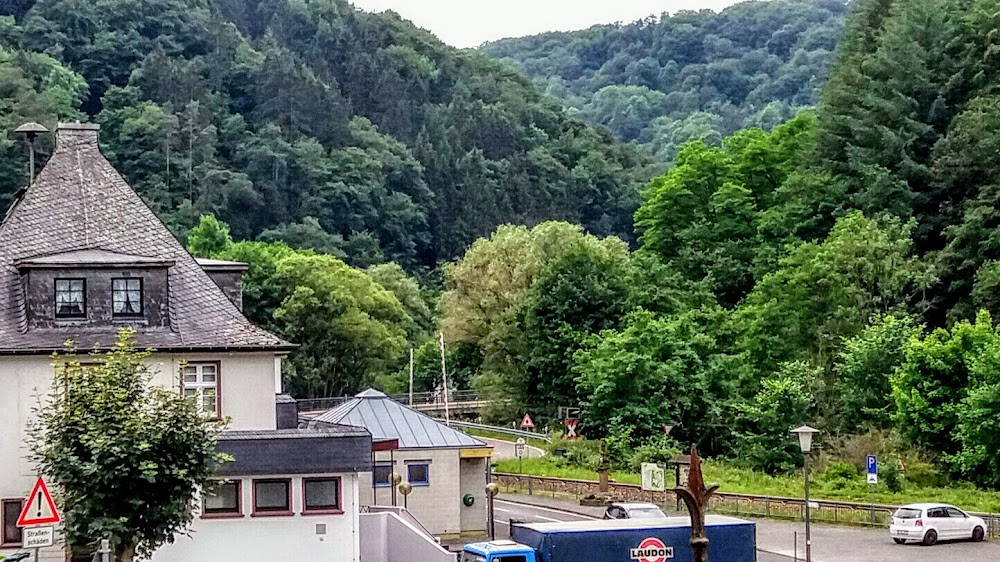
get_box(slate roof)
[217,425,373,476]
[15,249,174,268]
[311,388,489,450]
[0,123,292,353]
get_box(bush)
[627,435,681,472]
[821,461,858,481]
[903,459,944,488]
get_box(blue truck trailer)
[463,515,756,562]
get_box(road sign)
[17,477,60,527]
[23,526,54,548]
[641,463,666,492]
[519,413,534,429]
[561,407,580,420]
[564,419,579,439]
[515,437,526,458]
[866,455,878,484]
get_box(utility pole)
[439,332,451,425]
[408,347,414,407]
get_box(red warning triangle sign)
[520,413,534,429]
[17,477,61,526]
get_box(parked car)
[602,502,667,520]
[889,503,987,545]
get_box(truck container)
[463,515,756,562]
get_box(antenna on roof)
[15,122,49,182]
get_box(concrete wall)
[0,351,281,560]
[459,457,487,534]
[153,473,360,562]
[361,448,488,537]
[359,511,456,562]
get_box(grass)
[493,455,1000,514]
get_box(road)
[479,437,545,460]
[495,494,1000,562]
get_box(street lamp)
[15,122,49,182]
[390,472,403,506]
[791,425,820,562]
[398,482,413,510]
[485,483,500,540]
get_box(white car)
[602,502,667,520]
[889,503,987,545]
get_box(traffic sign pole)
[867,455,878,527]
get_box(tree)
[574,307,744,455]
[952,328,1000,487]
[834,315,920,431]
[733,361,816,474]
[891,310,997,456]
[186,214,233,258]
[274,252,408,397]
[28,331,228,562]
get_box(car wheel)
[893,538,906,544]
[922,529,938,546]
[973,526,985,542]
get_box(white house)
[311,389,493,539]
[0,123,377,562]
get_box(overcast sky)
[349,0,744,48]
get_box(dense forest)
[482,0,847,161]
[0,0,649,269]
[8,0,1000,491]
[440,0,1000,488]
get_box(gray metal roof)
[217,426,372,476]
[311,389,488,450]
[0,123,291,353]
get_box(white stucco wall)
[0,351,281,560]
[153,473,360,562]
[459,457,487,534]
[360,448,488,537]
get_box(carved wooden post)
[673,447,719,562]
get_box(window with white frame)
[183,363,219,416]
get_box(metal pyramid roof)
[0,123,291,353]
[312,388,487,450]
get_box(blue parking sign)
[867,455,877,475]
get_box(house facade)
[312,389,493,538]
[0,123,372,562]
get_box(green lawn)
[494,456,1000,514]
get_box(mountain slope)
[481,0,848,161]
[0,0,650,267]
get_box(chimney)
[275,394,299,429]
[55,122,100,150]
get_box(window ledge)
[251,511,295,518]
[200,512,245,520]
[409,482,430,487]
[302,509,344,516]
[0,543,23,549]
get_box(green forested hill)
[481,0,848,161]
[0,0,649,267]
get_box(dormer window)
[112,278,143,316]
[54,279,86,318]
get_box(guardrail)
[492,473,1000,538]
[297,390,481,413]
[448,421,552,443]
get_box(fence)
[493,472,1000,538]
[297,390,481,412]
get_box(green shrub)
[821,461,858,481]
[904,460,944,488]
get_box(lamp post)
[791,425,820,562]
[390,472,403,506]
[15,122,49,182]
[398,482,413,510]
[485,483,500,540]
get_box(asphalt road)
[479,437,545,460]
[494,494,1000,562]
